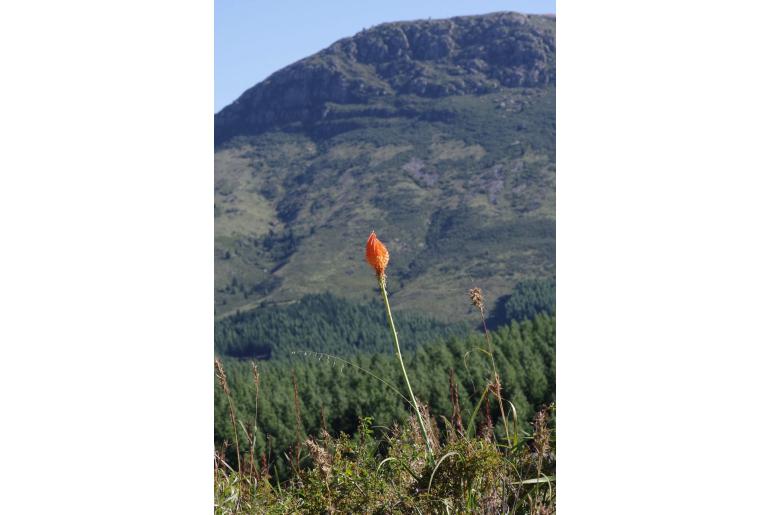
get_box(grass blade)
[428,451,459,493]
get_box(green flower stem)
[378,276,434,463]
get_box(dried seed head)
[533,407,551,459]
[417,401,441,453]
[214,359,230,395]
[365,231,390,280]
[305,438,332,478]
[251,362,259,382]
[489,375,503,397]
[469,287,485,311]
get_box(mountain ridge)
[216,12,555,146]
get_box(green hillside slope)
[215,12,555,320]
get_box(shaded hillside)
[215,12,555,320]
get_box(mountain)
[215,12,555,321]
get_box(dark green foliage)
[214,314,555,480]
[489,278,555,329]
[215,293,472,359]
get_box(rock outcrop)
[215,12,555,145]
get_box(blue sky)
[215,0,555,112]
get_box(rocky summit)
[215,12,555,320]
[216,12,554,145]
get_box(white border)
[1,1,769,512]
[559,1,770,512]
[0,1,213,512]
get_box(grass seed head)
[468,287,485,311]
[215,359,230,395]
[533,407,552,459]
[305,438,332,479]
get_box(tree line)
[215,293,473,359]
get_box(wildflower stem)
[378,276,435,463]
[215,359,243,484]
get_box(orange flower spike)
[366,231,390,279]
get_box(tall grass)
[470,286,513,447]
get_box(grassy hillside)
[215,13,555,321]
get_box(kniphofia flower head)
[366,231,389,280]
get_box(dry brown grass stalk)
[449,368,465,435]
[215,358,242,478]
[291,369,304,470]
[250,362,260,478]
[469,286,512,445]
[482,391,494,442]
